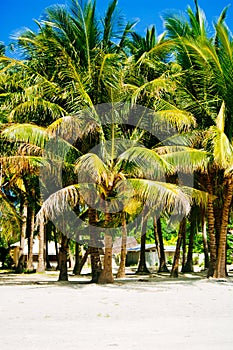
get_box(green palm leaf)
[160,148,208,172]
[128,178,191,215]
[116,146,173,178]
[74,153,110,185]
[2,123,47,148]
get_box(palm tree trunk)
[170,218,186,278]
[214,178,233,278]
[37,221,45,272]
[88,208,102,283]
[90,245,103,282]
[54,229,59,270]
[201,211,209,269]
[16,199,27,273]
[98,231,114,283]
[75,247,90,275]
[98,209,114,283]
[73,242,81,275]
[213,205,222,252]
[206,175,217,277]
[116,212,127,278]
[45,230,51,270]
[153,217,169,273]
[58,234,69,281]
[183,207,196,273]
[181,223,187,272]
[26,205,35,272]
[136,213,150,274]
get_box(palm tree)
[164,1,233,278]
[0,124,50,273]
[203,103,233,278]
[1,0,134,122]
[1,0,217,283]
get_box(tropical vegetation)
[0,0,233,283]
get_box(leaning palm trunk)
[206,175,217,277]
[16,199,28,273]
[170,217,186,278]
[37,221,45,272]
[181,222,187,272]
[153,217,169,273]
[75,247,90,275]
[214,178,233,278]
[26,205,35,271]
[116,212,127,278]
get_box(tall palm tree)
[203,103,233,278]
[0,0,134,123]
[164,1,233,278]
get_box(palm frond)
[131,77,171,105]
[8,98,66,122]
[36,184,80,224]
[0,155,46,175]
[154,109,196,132]
[116,146,173,179]
[47,114,99,140]
[182,186,209,207]
[74,153,110,185]
[161,148,208,173]
[155,130,202,148]
[128,178,191,216]
[2,123,47,148]
[206,126,233,169]
[215,101,225,132]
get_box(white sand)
[0,271,233,350]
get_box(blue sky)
[1,0,233,46]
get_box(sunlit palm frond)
[116,146,173,179]
[131,77,171,105]
[206,126,233,169]
[36,184,80,224]
[47,113,100,140]
[215,101,225,132]
[8,98,66,122]
[128,178,191,216]
[74,153,110,185]
[160,148,209,173]
[2,123,47,148]
[154,109,196,132]
[155,130,202,148]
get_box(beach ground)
[0,269,233,350]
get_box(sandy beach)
[0,271,233,350]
